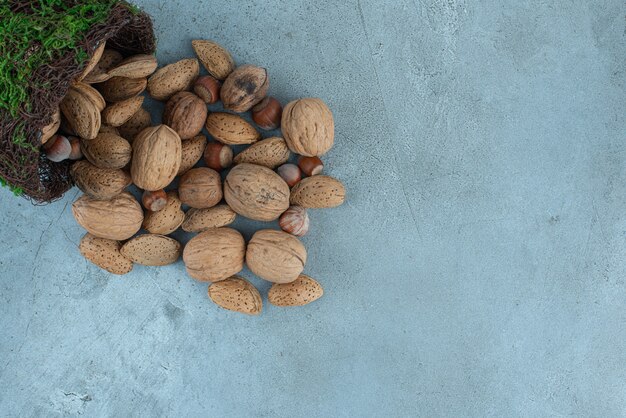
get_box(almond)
[163,92,207,140]
[290,175,345,208]
[83,48,123,84]
[221,65,269,112]
[233,137,289,168]
[143,191,185,235]
[77,41,106,82]
[118,107,151,143]
[208,276,262,315]
[147,58,199,101]
[71,160,131,200]
[79,233,133,275]
[72,82,106,111]
[224,163,289,221]
[120,234,181,266]
[72,192,143,240]
[182,204,236,232]
[205,112,260,145]
[178,167,222,209]
[245,229,307,284]
[268,274,323,306]
[178,134,207,175]
[183,227,245,282]
[81,132,132,169]
[60,83,101,140]
[131,125,182,191]
[40,107,61,145]
[102,96,144,127]
[99,125,120,135]
[98,76,147,102]
[191,40,235,80]
[108,54,158,78]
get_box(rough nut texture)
[208,276,262,315]
[192,40,235,80]
[282,98,335,156]
[178,167,222,209]
[246,229,307,283]
[71,161,131,200]
[131,125,182,191]
[163,92,207,140]
[98,76,147,103]
[143,191,185,235]
[108,54,158,78]
[72,192,143,241]
[84,48,123,83]
[119,107,152,143]
[60,84,101,140]
[182,204,237,232]
[183,227,245,282]
[268,274,324,306]
[120,234,181,266]
[233,137,290,169]
[290,175,346,208]
[224,163,290,221]
[102,96,144,127]
[80,133,132,170]
[221,65,269,113]
[178,134,207,175]
[79,233,133,275]
[205,112,260,145]
[147,58,199,101]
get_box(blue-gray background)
[1,1,625,416]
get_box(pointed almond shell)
[81,132,132,169]
[233,137,289,168]
[143,191,185,235]
[60,85,101,140]
[108,54,158,78]
[208,276,262,315]
[72,82,106,111]
[120,234,181,266]
[118,107,151,143]
[290,175,345,208]
[83,48,123,83]
[40,107,61,145]
[192,40,235,80]
[182,204,236,232]
[77,41,106,82]
[268,274,323,306]
[98,76,147,102]
[71,160,131,200]
[205,112,260,145]
[102,96,145,127]
[79,233,133,275]
[178,134,207,175]
[72,192,143,240]
[147,58,199,101]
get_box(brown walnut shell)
[245,229,307,284]
[282,98,334,157]
[183,227,245,282]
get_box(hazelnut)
[277,163,301,187]
[203,142,233,171]
[279,206,309,237]
[220,65,269,113]
[43,134,71,162]
[68,136,83,160]
[252,97,282,130]
[142,189,168,212]
[298,156,324,176]
[194,75,221,104]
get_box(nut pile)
[43,39,346,315]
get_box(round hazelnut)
[277,163,302,187]
[44,134,71,162]
[194,75,221,104]
[203,142,233,171]
[279,206,309,237]
[68,136,83,160]
[252,97,282,130]
[298,156,324,176]
[142,189,168,212]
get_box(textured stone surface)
[1,1,625,416]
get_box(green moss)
[0,177,24,196]
[0,0,120,119]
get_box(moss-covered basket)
[0,0,155,203]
